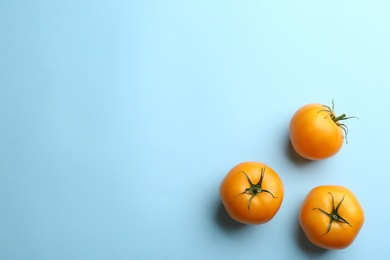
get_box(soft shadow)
[295,216,329,257]
[285,134,314,166]
[214,200,248,233]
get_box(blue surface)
[1,1,389,259]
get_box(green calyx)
[319,99,358,143]
[313,192,352,236]
[237,167,277,211]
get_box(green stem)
[333,113,347,123]
[237,168,277,211]
[313,192,351,236]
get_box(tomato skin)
[289,103,344,160]
[299,185,364,250]
[219,162,284,225]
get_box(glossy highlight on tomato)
[219,162,284,225]
[289,101,355,160]
[299,185,364,250]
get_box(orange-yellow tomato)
[219,162,284,225]
[299,185,364,250]
[289,103,350,160]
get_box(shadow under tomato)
[214,200,248,233]
[295,214,329,257]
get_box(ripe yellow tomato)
[289,102,354,160]
[219,162,284,225]
[299,185,364,250]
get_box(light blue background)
[1,1,389,259]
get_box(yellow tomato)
[219,162,284,225]
[289,102,355,160]
[299,185,364,250]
